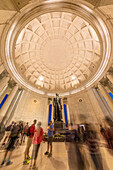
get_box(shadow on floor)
[49,157,67,170]
[66,142,89,170]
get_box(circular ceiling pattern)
[2,0,111,96]
[41,39,73,71]
[15,12,101,92]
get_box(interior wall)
[13,91,48,130]
[67,88,104,125]
[12,87,106,129]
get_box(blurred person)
[103,125,113,149]
[23,122,29,143]
[23,119,37,165]
[0,123,21,166]
[65,125,87,170]
[100,124,105,136]
[81,125,85,143]
[19,122,24,145]
[104,117,113,149]
[2,121,14,146]
[30,121,43,169]
[77,124,81,143]
[14,122,22,146]
[86,125,103,170]
[0,120,5,142]
[74,128,78,142]
[45,120,54,157]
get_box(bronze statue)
[53,93,62,121]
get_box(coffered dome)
[2,1,111,96]
[15,12,100,93]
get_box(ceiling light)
[39,76,44,81]
[72,76,76,80]
[72,79,79,87]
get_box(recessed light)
[39,76,44,81]
[72,76,76,80]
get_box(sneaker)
[1,160,6,166]
[6,161,13,166]
[27,156,31,160]
[23,160,30,165]
[48,153,52,157]
[44,151,49,155]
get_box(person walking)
[23,122,29,143]
[86,125,103,170]
[2,121,14,146]
[1,123,21,166]
[45,121,54,157]
[30,121,43,169]
[23,119,37,165]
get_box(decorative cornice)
[1,0,112,96]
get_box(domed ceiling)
[15,12,101,93]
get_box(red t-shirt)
[29,124,35,138]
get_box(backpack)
[6,125,11,131]
[26,126,31,136]
[10,125,20,138]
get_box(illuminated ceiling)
[2,1,111,96]
[15,12,101,92]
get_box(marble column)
[51,98,53,121]
[0,64,4,74]
[107,84,113,94]
[67,104,71,125]
[0,84,8,97]
[107,73,113,85]
[98,83,113,112]
[88,88,105,122]
[0,85,18,120]
[0,76,10,93]
[61,98,65,122]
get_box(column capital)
[107,74,113,85]
[98,81,113,112]
[107,72,110,76]
[98,82,102,86]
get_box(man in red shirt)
[23,120,37,165]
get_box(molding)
[1,0,113,96]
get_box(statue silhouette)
[53,93,62,121]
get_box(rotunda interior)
[0,0,113,170]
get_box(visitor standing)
[1,123,21,166]
[23,122,29,143]
[30,121,43,169]
[23,119,37,165]
[45,120,54,157]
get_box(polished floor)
[0,139,113,170]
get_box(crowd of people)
[64,118,113,170]
[0,116,113,169]
[0,119,55,169]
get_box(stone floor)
[0,140,113,170]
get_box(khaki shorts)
[6,131,11,136]
[48,137,53,144]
